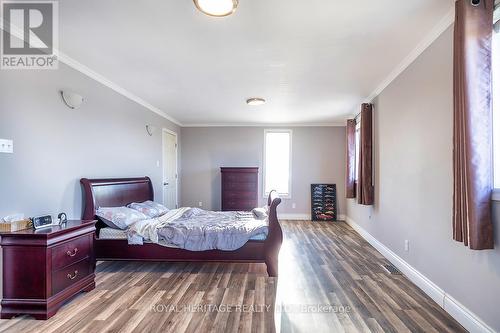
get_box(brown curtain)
[358,103,374,205]
[346,119,357,198]
[453,0,494,250]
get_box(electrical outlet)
[292,203,296,209]
[198,202,203,207]
[156,160,160,167]
[0,139,13,153]
[404,240,410,252]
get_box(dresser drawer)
[223,173,257,183]
[223,199,257,211]
[224,182,257,191]
[51,235,91,271]
[52,258,90,295]
[223,190,257,200]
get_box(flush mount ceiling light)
[246,98,266,106]
[194,0,238,17]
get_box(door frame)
[162,128,179,209]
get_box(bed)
[80,177,283,277]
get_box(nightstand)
[0,220,97,320]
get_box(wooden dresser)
[221,167,259,211]
[0,220,97,320]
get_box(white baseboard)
[345,216,495,333]
[280,214,346,221]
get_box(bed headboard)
[80,177,154,220]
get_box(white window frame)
[492,3,500,200]
[263,129,293,199]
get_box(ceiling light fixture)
[193,0,238,17]
[246,98,266,106]
[146,125,156,136]
[60,90,84,109]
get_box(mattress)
[99,227,129,240]
[98,227,267,241]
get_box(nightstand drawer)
[0,220,96,320]
[52,235,90,271]
[52,258,90,295]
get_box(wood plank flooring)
[0,221,466,333]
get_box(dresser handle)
[66,248,78,257]
[67,270,78,280]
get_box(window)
[264,130,292,198]
[354,120,361,182]
[493,4,500,188]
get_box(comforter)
[127,207,268,251]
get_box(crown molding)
[57,53,183,126]
[183,122,346,128]
[0,18,183,126]
[349,4,455,118]
[3,6,455,128]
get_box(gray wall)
[0,63,180,220]
[346,27,500,331]
[181,127,346,216]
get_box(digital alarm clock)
[31,215,56,229]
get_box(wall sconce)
[60,90,84,109]
[146,125,156,136]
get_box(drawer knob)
[67,270,79,280]
[66,248,78,257]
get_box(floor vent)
[381,264,402,275]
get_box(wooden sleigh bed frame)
[80,177,283,277]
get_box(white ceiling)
[59,0,454,126]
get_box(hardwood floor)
[0,221,466,333]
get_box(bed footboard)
[264,190,283,277]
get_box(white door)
[162,130,178,209]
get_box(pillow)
[252,206,268,220]
[127,201,169,218]
[180,207,204,219]
[143,201,169,216]
[96,207,148,230]
[127,202,161,218]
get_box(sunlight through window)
[264,130,292,197]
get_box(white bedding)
[153,208,268,250]
[98,206,268,250]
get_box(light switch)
[0,139,13,153]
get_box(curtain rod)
[352,103,373,121]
